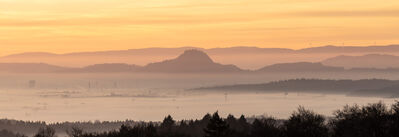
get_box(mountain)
[2,45,399,69]
[4,52,59,58]
[193,79,399,97]
[142,49,242,73]
[0,63,69,73]
[322,54,399,69]
[256,62,344,72]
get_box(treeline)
[0,120,138,137]
[0,129,26,137]
[4,101,399,137]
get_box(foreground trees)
[203,112,229,137]
[23,101,399,137]
[285,107,328,137]
[331,102,399,137]
[33,127,56,137]
[250,118,281,137]
[0,129,27,137]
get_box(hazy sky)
[0,0,398,56]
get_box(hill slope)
[143,50,242,73]
[0,63,69,73]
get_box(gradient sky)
[0,0,398,56]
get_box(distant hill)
[4,52,59,58]
[76,63,142,73]
[348,67,399,72]
[193,79,399,98]
[322,54,399,69]
[0,63,69,73]
[256,62,344,72]
[0,63,143,73]
[298,45,399,53]
[142,50,242,73]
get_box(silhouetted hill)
[77,63,142,73]
[206,46,293,54]
[348,67,399,72]
[322,54,399,69]
[194,79,399,97]
[142,50,242,73]
[0,63,69,73]
[350,84,399,97]
[299,45,399,53]
[256,62,345,72]
[3,52,59,58]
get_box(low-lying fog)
[0,72,398,122]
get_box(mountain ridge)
[2,45,399,69]
[3,44,399,58]
[3,49,399,73]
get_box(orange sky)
[0,0,398,56]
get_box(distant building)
[29,80,36,88]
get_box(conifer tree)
[204,112,229,137]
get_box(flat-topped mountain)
[143,50,242,73]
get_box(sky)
[0,0,398,56]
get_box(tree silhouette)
[250,118,281,137]
[0,129,27,137]
[34,127,56,137]
[331,102,392,137]
[389,101,399,137]
[161,115,176,128]
[203,112,230,137]
[285,106,328,137]
[66,127,84,137]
